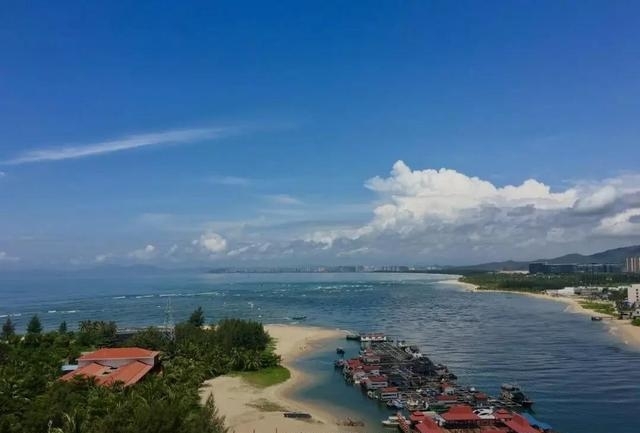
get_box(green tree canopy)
[1,317,15,340]
[188,307,205,328]
[58,321,68,334]
[27,315,42,334]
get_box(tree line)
[0,307,280,433]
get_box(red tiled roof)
[61,362,111,382]
[503,414,539,433]
[99,361,153,387]
[415,423,442,433]
[493,409,513,421]
[414,417,444,433]
[381,387,399,392]
[78,347,159,361]
[367,375,387,382]
[362,365,381,371]
[436,394,457,401]
[441,405,481,422]
[410,412,426,422]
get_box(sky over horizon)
[1,1,640,268]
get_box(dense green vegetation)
[579,301,616,316]
[632,318,640,327]
[0,308,281,433]
[234,365,291,388]
[461,272,640,292]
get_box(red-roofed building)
[61,347,159,387]
[503,414,540,433]
[493,409,514,421]
[363,375,388,390]
[441,405,481,428]
[414,417,445,433]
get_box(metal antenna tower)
[164,298,175,342]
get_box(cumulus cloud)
[193,232,228,254]
[572,185,618,214]
[0,251,20,262]
[365,161,576,222]
[128,244,156,260]
[3,127,231,164]
[596,208,640,236]
[297,161,640,263]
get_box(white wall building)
[627,284,640,305]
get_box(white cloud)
[572,185,618,214]
[0,251,20,262]
[4,127,230,164]
[193,232,228,254]
[227,245,251,257]
[209,175,252,186]
[264,194,303,205]
[364,161,576,223]
[295,161,640,263]
[128,244,156,260]
[94,253,113,263]
[596,208,640,236]
[166,244,179,256]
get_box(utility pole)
[164,298,175,343]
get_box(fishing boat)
[386,399,404,409]
[381,416,399,427]
[500,383,534,408]
[334,359,345,368]
[345,333,360,341]
[291,315,307,320]
[336,347,345,355]
[591,316,603,321]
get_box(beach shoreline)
[441,276,640,350]
[200,324,356,433]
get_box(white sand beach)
[200,324,360,433]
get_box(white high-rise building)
[628,284,640,305]
[625,257,640,273]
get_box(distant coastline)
[441,276,640,350]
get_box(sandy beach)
[442,276,640,350]
[200,324,357,433]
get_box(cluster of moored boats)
[335,332,554,433]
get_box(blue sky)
[1,1,640,268]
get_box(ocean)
[2,271,638,433]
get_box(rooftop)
[78,347,159,361]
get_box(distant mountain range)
[452,244,640,272]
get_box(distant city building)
[625,257,640,273]
[529,262,622,274]
[628,284,640,305]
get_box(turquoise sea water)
[2,271,639,433]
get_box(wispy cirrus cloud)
[3,127,233,165]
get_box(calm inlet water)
[2,271,639,433]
